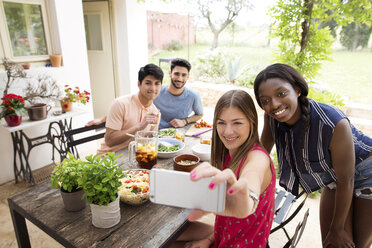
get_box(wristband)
[184,118,189,125]
[248,188,259,213]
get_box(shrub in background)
[166,40,183,51]
[195,49,226,83]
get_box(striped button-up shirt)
[270,99,372,195]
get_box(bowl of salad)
[158,138,184,158]
[158,128,177,138]
[118,169,150,205]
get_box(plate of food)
[158,128,177,138]
[118,169,150,205]
[158,138,184,158]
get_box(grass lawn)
[317,50,372,105]
[149,26,372,105]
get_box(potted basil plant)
[50,153,86,211]
[78,153,124,228]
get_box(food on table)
[175,132,184,142]
[158,128,176,137]
[200,139,211,145]
[136,143,157,169]
[158,142,181,152]
[119,169,150,205]
[178,160,198,165]
[194,120,212,128]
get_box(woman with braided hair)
[254,63,372,248]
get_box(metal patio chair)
[268,188,308,247]
[63,122,106,159]
[283,208,310,248]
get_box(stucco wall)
[112,0,149,96]
[0,0,93,184]
[0,0,148,184]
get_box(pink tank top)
[211,144,276,248]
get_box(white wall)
[0,0,148,184]
[0,0,93,184]
[112,0,148,96]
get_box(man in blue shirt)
[154,58,203,129]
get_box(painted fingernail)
[228,189,234,194]
[190,171,196,178]
[208,182,214,189]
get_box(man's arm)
[86,116,106,127]
[168,113,203,128]
[105,125,140,147]
[105,113,158,147]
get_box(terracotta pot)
[60,188,86,212]
[49,54,62,67]
[60,100,73,112]
[27,103,51,121]
[4,115,22,127]
[21,63,31,69]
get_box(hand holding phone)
[149,169,226,213]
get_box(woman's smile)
[217,107,250,156]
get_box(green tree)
[194,0,251,50]
[340,22,372,51]
[269,0,372,82]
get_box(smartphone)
[149,169,226,213]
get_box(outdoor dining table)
[8,133,202,248]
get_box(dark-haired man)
[154,58,203,128]
[96,63,163,155]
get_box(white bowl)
[119,169,150,205]
[192,144,211,161]
[158,138,184,158]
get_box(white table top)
[0,108,88,133]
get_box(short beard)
[171,79,185,89]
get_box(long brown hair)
[211,90,260,172]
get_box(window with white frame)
[0,0,52,62]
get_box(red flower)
[0,93,25,119]
[64,104,68,108]
[62,85,90,106]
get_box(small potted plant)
[78,153,124,228]
[50,153,86,211]
[60,84,90,112]
[0,94,26,127]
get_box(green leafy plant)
[225,56,242,84]
[195,48,226,83]
[165,40,183,51]
[0,93,26,118]
[50,153,84,193]
[78,153,124,206]
[61,84,91,108]
[308,87,345,109]
[269,0,372,82]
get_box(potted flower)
[60,85,90,112]
[0,94,26,127]
[50,153,86,212]
[77,153,124,228]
